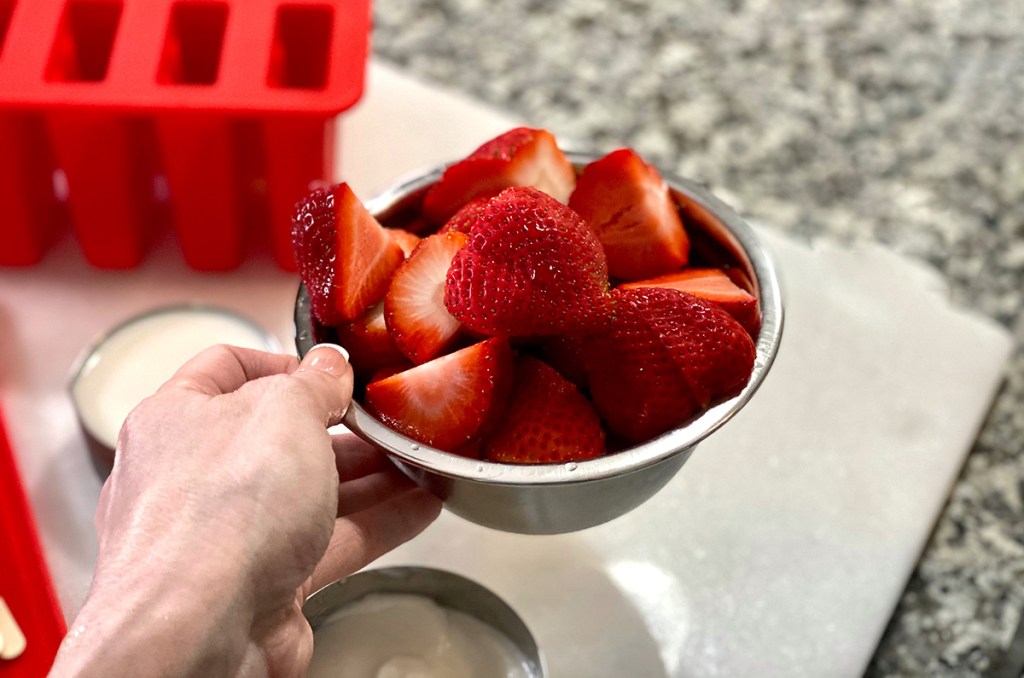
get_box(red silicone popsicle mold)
[0,0,370,271]
[0,408,67,676]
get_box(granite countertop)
[370,0,1024,675]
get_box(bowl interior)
[303,567,545,676]
[295,154,783,487]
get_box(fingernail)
[299,343,351,376]
[311,343,349,362]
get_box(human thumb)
[291,343,354,426]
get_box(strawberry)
[292,183,405,324]
[540,335,590,389]
[582,287,756,442]
[385,231,469,364]
[444,186,613,337]
[439,196,491,235]
[568,148,689,281]
[364,338,514,451]
[483,358,606,464]
[620,267,761,336]
[386,228,422,257]
[450,438,484,460]
[422,127,577,225]
[336,303,407,378]
[368,363,413,384]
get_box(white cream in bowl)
[308,593,535,678]
[72,307,276,450]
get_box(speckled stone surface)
[370,1,1024,675]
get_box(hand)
[51,344,442,677]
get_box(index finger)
[161,344,298,396]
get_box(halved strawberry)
[336,303,407,378]
[582,287,755,442]
[422,127,576,225]
[364,338,514,451]
[568,148,689,281]
[291,183,405,324]
[620,267,760,336]
[385,231,468,364]
[386,228,422,257]
[483,357,606,464]
[444,186,613,337]
[368,363,413,384]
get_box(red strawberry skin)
[385,231,468,364]
[422,127,577,224]
[569,148,689,281]
[620,267,761,337]
[583,287,756,442]
[364,338,514,451]
[291,183,405,324]
[444,186,613,337]
[483,358,606,464]
[440,196,491,235]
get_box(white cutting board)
[0,61,1012,678]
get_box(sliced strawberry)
[368,363,413,384]
[568,148,689,281]
[582,287,755,442]
[336,303,407,378]
[364,338,514,451]
[444,186,613,337]
[291,183,405,324]
[385,231,468,364]
[439,196,491,235]
[483,357,606,464]
[422,127,576,225]
[386,228,422,257]
[620,267,760,336]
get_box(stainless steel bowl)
[303,566,544,677]
[295,153,784,534]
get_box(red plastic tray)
[0,0,371,271]
[0,410,67,677]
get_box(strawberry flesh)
[483,357,606,464]
[583,287,755,442]
[364,338,514,451]
[444,186,613,337]
[386,227,422,257]
[385,231,469,364]
[569,148,689,281]
[291,183,405,324]
[336,302,407,379]
[620,267,761,337]
[422,127,577,225]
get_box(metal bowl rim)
[302,565,545,675]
